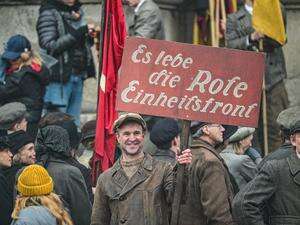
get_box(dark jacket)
[36,0,95,83]
[258,142,293,170]
[3,163,25,201]
[0,64,49,123]
[178,139,235,225]
[128,0,165,40]
[233,151,300,225]
[68,158,94,203]
[36,125,92,225]
[151,148,176,166]
[0,168,13,225]
[91,153,174,225]
[225,6,287,91]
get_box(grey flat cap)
[229,127,255,143]
[277,106,300,130]
[0,102,27,130]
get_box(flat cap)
[150,118,181,147]
[277,106,300,130]
[190,121,209,135]
[291,120,300,135]
[113,113,147,133]
[0,102,27,130]
[8,130,34,155]
[229,127,255,143]
[223,125,238,141]
[81,120,96,142]
[0,136,11,151]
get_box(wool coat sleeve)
[162,162,175,205]
[232,162,277,225]
[65,168,92,225]
[36,9,77,55]
[225,14,249,50]
[239,157,258,183]
[0,175,13,225]
[90,175,111,225]
[199,160,235,225]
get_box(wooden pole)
[209,0,217,47]
[170,120,191,225]
[215,0,220,47]
[259,40,269,155]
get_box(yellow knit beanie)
[17,164,53,196]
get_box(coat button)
[120,219,127,223]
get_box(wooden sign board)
[117,37,265,127]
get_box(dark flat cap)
[190,121,209,135]
[291,120,300,135]
[0,136,11,151]
[223,125,238,141]
[81,120,96,142]
[8,130,34,155]
[0,102,27,130]
[113,113,146,133]
[150,118,181,147]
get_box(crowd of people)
[0,0,299,225]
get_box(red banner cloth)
[93,0,126,181]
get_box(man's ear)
[290,134,296,147]
[202,126,209,136]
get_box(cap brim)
[2,51,20,60]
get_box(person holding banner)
[225,0,289,153]
[91,113,192,225]
[177,121,235,225]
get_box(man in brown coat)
[90,113,191,225]
[178,121,235,225]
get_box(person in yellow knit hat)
[11,164,73,225]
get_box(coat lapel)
[111,154,153,198]
[288,151,300,186]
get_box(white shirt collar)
[135,0,146,13]
[245,4,253,15]
[297,150,300,159]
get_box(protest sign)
[117,37,265,127]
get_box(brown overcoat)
[91,153,174,225]
[178,139,235,225]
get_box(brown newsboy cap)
[113,113,147,133]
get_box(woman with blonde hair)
[11,164,73,225]
[0,35,49,138]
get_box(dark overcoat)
[233,151,300,225]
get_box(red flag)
[93,0,126,183]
